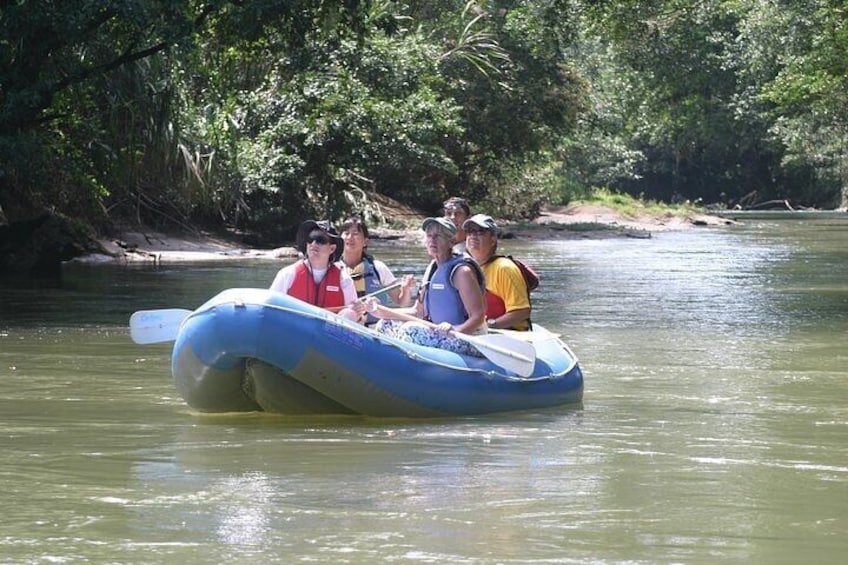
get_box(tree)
[409,1,588,216]
[568,0,844,208]
[746,0,848,208]
[0,0,367,224]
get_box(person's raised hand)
[401,274,416,291]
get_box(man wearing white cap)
[463,214,531,331]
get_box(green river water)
[1,217,846,564]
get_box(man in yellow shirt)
[463,214,532,331]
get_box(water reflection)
[124,410,588,557]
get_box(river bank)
[82,203,733,264]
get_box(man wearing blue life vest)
[269,219,366,322]
[337,216,416,325]
[364,217,487,356]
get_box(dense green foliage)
[1,0,846,241]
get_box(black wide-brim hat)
[295,219,343,261]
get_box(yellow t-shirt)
[480,256,531,331]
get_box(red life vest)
[485,289,507,319]
[288,261,346,308]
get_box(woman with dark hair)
[269,220,365,322]
[338,216,416,324]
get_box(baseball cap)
[422,217,457,236]
[462,214,499,234]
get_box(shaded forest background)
[2,0,847,245]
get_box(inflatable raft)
[169,288,583,417]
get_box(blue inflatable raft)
[171,288,583,417]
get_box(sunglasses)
[307,233,331,245]
[465,227,489,235]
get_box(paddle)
[370,304,537,377]
[129,282,403,345]
[325,281,402,314]
[129,308,193,345]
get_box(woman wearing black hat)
[270,220,366,322]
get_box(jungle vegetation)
[1,0,846,243]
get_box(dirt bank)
[77,204,733,265]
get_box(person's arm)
[365,303,419,320]
[489,307,531,330]
[389,274,416,307]
[373,260,416,307]
[340,271,358,305]
[451,264,486,334]
[364,277,422,319]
